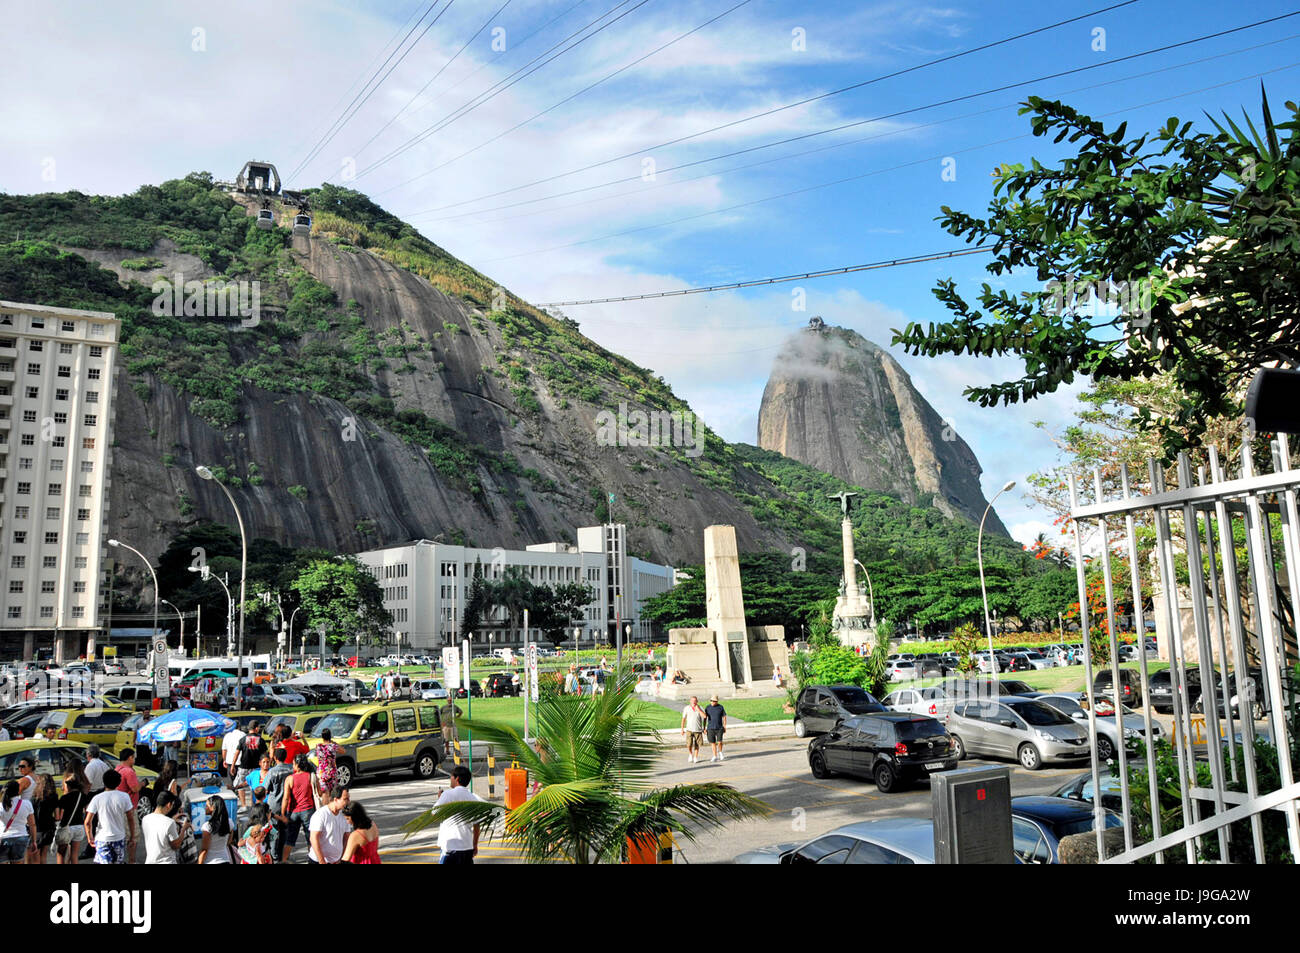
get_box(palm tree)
[402,669,769,862]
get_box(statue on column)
[830,491,875,646]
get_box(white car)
[886,660,918,682]
[415,678,448,700]
[264,684,307,707]
[1017,651,1053,671]
[1037,692,1164,762]
[883,687,953,718]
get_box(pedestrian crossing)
[380,841,525,864]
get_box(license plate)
[925,761,945,770]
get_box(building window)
[48,483,61,495]
[27,362,40,375]
[57,365,70,378]
[53,412,67,424]
[45,532,58,544]
[20,434,34,446]
[40,580,55,594]
[87,368,100,380]
[74,556,87,569]
[61,320,75,332]
[17,457,31,470]
[16,481,30,494]
[79,484,92,498]
[89,324,104,337]
[75,532,89,545]
[51,436,65,448]
[25,387,37,399]
[77,508,90,521]
[14,506,28,519]
[6,607,19,620]
[83,415,96,427]
[29,340,43,351]
[22,410,36,423]
[73,581,86,594]
[71,606,85,619]
[89,346,102,358]
[29,317,43,329]
[50,458,63,471]
[58,342,72,355]
[82,438,95,450]
[80,460,93,473]
[42,556,55,569]
[10,556,23,568]
[39,606,53,619]
[13,532,26,544]
[55,388,68,401]
[46,507,60,520]
[8,581,22,593]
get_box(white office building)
[355,523,676,652]
[0,301,119,663]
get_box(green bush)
[288,485,308,501]
[808,645,868,688]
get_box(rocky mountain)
[757,323,1010,536]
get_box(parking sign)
[444,646,461,690]
[527,642,539,702]
[152,636,169,700]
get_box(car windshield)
[832,688,879,711]
[1008,701,1073,726]
[1052,812,1125,837]
[313,713,361,737]
[1045,696,1083,716]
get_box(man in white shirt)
[434,765,483,864]
[221,725,247,783]
[142,792,190,864]
[84,768,135,864]
[308,785,350,864]
[83,744,109,793]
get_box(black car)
[1,708,53,740]
[808,713,957,792]
[454,680,483,699]
[1092,669,1144,708]
[1011,795,1124,864]
[484,673,520,698]
[793,685,887,738]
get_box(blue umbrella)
[136,708,237,744]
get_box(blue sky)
[3,0,1296,544]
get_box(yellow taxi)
[303,699,444,787]
[0,739,160,810]
[36,706,135,747]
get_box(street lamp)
[288,606,302,666]
[978,480,1017,680]
[161,599,184,657]
[188,565,234,655]
[108,539,159,702]
[196,465,247,694]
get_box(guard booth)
[931,766,1013,863]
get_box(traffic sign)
[527,642,539,702]
[444,646,461,690]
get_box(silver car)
[882,686,954,718]
[945,696,1091,770]
[1036,692,1163,762]
[415,678,448,700]
[732,818,936,864]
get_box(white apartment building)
[355,523,676,652]
[0,301,119,663]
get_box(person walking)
[14,755,37,805]
[263,748,293,863]
[274,724,308,765]
[142,792,189,864]
[680,696,706,764]
[84,769,134,865]
[439,699,462,759]
[83,744,108,795]
[308,785,350,865]
[313,728,343,793]
[704,695,728,762]
[116,747,142,862]
[54,762,90,865]
[0,781,36,864]
[235,723,267,809]
[198,794,234,865]
[279,753,317,864]
[29,773,58,864]
[341,801,381,864]
[433,765,482,864]
[221,723,246,788]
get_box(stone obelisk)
[830,491,875,649]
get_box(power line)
[410,31,1300,228]
[527,58,1300,312]
[370,0,755,191]
[290,0,458,181]
[397,0,1148,213]
[359,0,645,183]
[351,0,516,160]
[476,18,1300,263]
[533,247,994,307]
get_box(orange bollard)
[504,761,528,810]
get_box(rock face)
[104,231,796,566]
[757,324,1009,535]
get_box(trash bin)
[504,761,528,810]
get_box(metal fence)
[1068,434,1300,864]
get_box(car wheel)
[334,759,355,788]
[951,734,967,760]
[794,718,808,738]
[1097,735,1116,761]
[136,789,154,821]
[874,762,900,793]
[809,751,831,779]
[1018,743,1042,771]
[413,750,438,780]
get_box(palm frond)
[400,798,504,838]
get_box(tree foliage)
[290,556,392,648]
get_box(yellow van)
[36,706,134,746]
[303,699,444,787]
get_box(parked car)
[882,686,953,718]
[453,680,483,699]
[101,684,155,711]
[263,684,308,707]
[1011,795,1125,863]
[1,708,56,740]
[36,706,134,746]
[304,700,445,785]
[1052,770,1125,812]
[1092,668,1144,709]
[415,679,449,701]
[808,713,957,792]
[0,739,160,814]
[1036,692,1163,761]
[485,673,521,698]
[103,660,128,676]
[1188,669,1265,721]
[792,685,887,738]
[732,818,936,864]
[263,711,329,741]
[886,659,917,681]
[945,696,1091,770]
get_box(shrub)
[288,484,308,501]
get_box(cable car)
[292,213,312,235]
[256,208,275,230]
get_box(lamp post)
[108,539,159,704]
[188,566,233,656]
[161,599,185,657]
[978,480,1017,679]
[288,606,302,667]
[574,627,582,668]
[196,465,247,696]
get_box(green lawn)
[437,696,683,737]
[719,697,792,723]
[909,660,1171,694]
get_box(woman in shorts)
[55,766,90,865]
[0,780,36,864]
